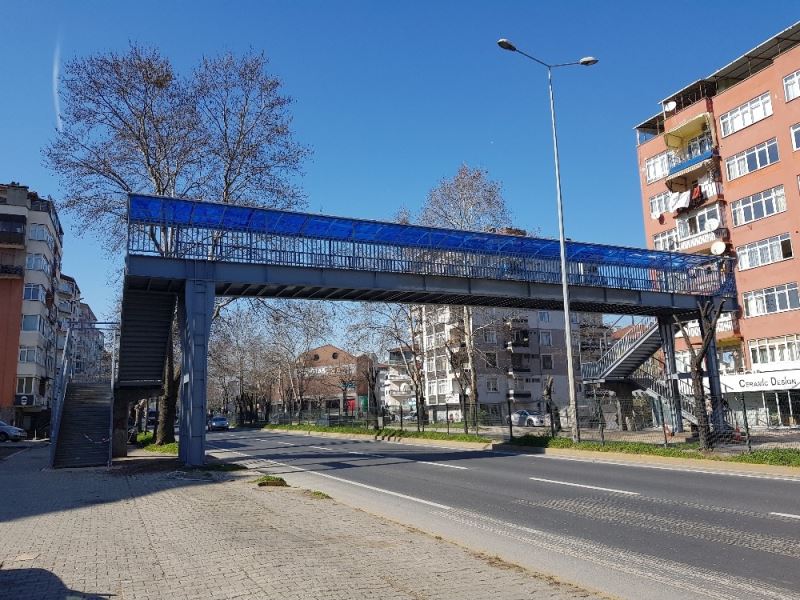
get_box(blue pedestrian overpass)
[117,194,736,465]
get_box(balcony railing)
[679,313,739,338]
[668,149,715,176]
[677,227,728,251]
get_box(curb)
[263,428,494,451]
[491,444,800,478]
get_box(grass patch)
[308,490,331,499]
[254,474,288,487]
[509,433,800,467]
[263,423,491,444]
[728,448,800,467]
[136,432,179,455]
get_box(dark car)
[207,416,229,431]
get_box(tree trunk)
[156,330,178,445]
[692,370,712,450]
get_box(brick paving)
[0,447,602,600]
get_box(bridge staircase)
[581,320,663,383]
[52,382,113,468]
[118,289,175,389]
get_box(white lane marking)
[525,454,800,483]
[418,461,468,470]
[274,440,294,445]
[529,476,639,496]
[206,445,452,510]
[309,445,334,452]
[770,512,800,520]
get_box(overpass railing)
[126,195,736,298]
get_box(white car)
[0,420,26,442]
[506,410,546,427]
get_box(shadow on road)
[0,568,114,599]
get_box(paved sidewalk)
[0,447,603,600]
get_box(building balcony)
[677,226,728,252]
[0,251,24,278]
[679,313,741,341]
[666,149,717,193]
[0,215,26,249]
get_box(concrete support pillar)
[177,277,215,466]
[698,316,726,430]
[658,317,683,433]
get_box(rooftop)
[635,21,800,134]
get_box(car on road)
[506,410,546,427]
[207,416,229,431]
[0,420,26,442]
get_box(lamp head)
[579,56,599,66]
[497,38,517,52]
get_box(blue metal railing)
[668,149,714,176]
[126,195,736,299]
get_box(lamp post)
[497,38,597,442]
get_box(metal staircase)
[630,359,699,427]
[581,319,662,382]
[50,323,119,468]
[52,382,113,468]
[118,289,175,388]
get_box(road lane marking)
[770,512,800,520]
[525,454,800,482]
[206,445,452,510]
[309,445,334,451]
[418,461,468,470]
[529,476,639,496]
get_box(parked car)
[207,416,229,432]
[506,410,546,427]
[0,420,26,442]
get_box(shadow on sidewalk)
[0,567,114,599]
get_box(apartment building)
[0,182,102,431]
[299,344,380,414]
[383,347,417,413]
[634,23,800,424]
[416,305,582,423]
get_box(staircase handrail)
[50,326,74,467]
[581,318,657,380]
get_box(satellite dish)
[705,217,720,232]
[663,100,677,112]
[710,241,727,256]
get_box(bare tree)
[45,44,310,445]
[417,165,512,430]
[674,300,724,450]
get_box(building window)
[427,381,436,397]
[737,234,793,270]
[486,377,498,392]
[482,329,497,344]
[648,191,672,218]
[484,352,497,368]
[541,355,553,370]
[685,132,713,158]
[25,253,52,273]
[645,151,671,183]
[435,356,447,372]
[437,379,449,395]
[21,315,42,332]
[426,357,435,373]
[425,334,434,349]
[653,228,678,251]
[16,377,36,395]
[749,334,800,367]
[725,138,779,181]
[540,331,552,347]
[538,311,550,323]
[784,68,800,102]
[792,124,800,151]
[676,204,721,241]
[18,346,42,364]
[742,282,800,318]
[434,331,446,347]
[731,185,786,226]
[719,92,772,137]
[28,224,55,250]
[23,283,46,302]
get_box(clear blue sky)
[1,1,798,318]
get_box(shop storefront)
[720,370,800,428]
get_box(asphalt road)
[206,429,800,600]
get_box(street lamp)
[497,38,597,443]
